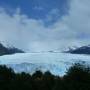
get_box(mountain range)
[65,45,90,55]
[0,43,24,56]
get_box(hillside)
[65,45,90,55]
[0,43,24,56]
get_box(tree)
[64,63,90,90]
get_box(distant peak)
[64,45,90,55]
[0,42,24,56]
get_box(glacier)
[0,52,90,76]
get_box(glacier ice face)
[7,63,68,76]
[0,52,90,76]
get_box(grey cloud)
[0,0,90,52]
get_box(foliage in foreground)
[0,63,90,90]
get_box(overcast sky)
[0,0,90,52]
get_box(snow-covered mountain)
[0,43,24,56]
[0,52,90,76]
[65,45,90,55]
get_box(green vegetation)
[0,63,89,90]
